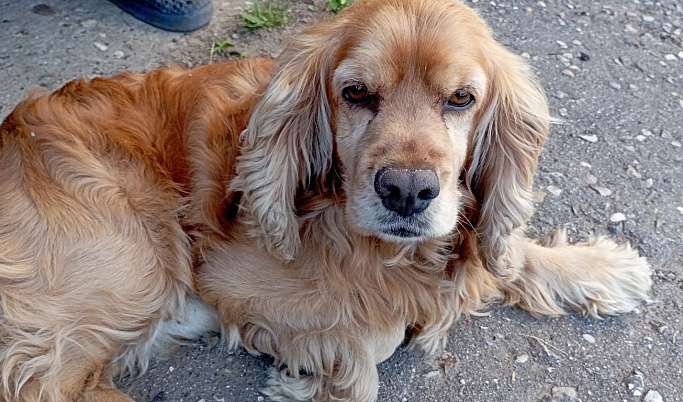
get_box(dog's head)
[236,0,549,277]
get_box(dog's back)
[0,59,272,401]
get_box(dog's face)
[238,0,549,274]
[331,5,488,241]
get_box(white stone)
[546,185,562,196]
[643,390,663,402]
[515,354,529,364]
[592,186,612,196]
[610,213,626,222]
[582,334,596,343]
[80,19,97,28]
[93,42,108,51]
[579,134,598,143]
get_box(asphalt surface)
[1,0,682,401]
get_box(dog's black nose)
[374,167,440,217]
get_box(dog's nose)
[374,168,440,217]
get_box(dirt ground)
[1,0,682,401]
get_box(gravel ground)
[1,0,682,401]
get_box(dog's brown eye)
[446,90,474,110]
[343,84,369,104]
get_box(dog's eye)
[343,84,370,104]
[446,90,474,110]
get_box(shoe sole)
[109,0,213,32]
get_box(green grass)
[241,1,289,31]
[325,0,353,12]
[209,38,234,63]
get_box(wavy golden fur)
[0,0,651,401]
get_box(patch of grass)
[209,38,234,63]
[325,0,352,13]
[241,1,289,31]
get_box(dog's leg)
[79,379,134,402]
[262,352,380,402]
[501,229,652,318]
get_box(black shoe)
[109,0,213,32]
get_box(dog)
[0,0,652,401]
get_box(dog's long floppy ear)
[234,21,346,261]
[467,43,551,279]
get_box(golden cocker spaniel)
[0,0,652,401]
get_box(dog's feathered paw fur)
[501,229,652,319]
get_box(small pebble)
[585,173,598,184]
[168,366,174,372]
[579,134,598,143]
[31,4,56,16]
[591,186,612,197]
[556,40,568,48]
[642,15,655,23]
[610,213,626,222]
[664,54,677,61]
[643,390,663,402]
[672,141,681,147]
[515,354,529,364]
[80,19,98,29]
[551,386,578,402]
[609,82,622,90]
[626,370,645,397]
[546,185,562,197]
[93,42,108,51]
[627,166,642,178]
[625,24,638,34]
[582,334,596,343]
[679,51,683,59]
[113,50,124,59]
[562,69,575,78]
[423,370,440,379]
[533,190,547,202]
[645,178,654,188]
